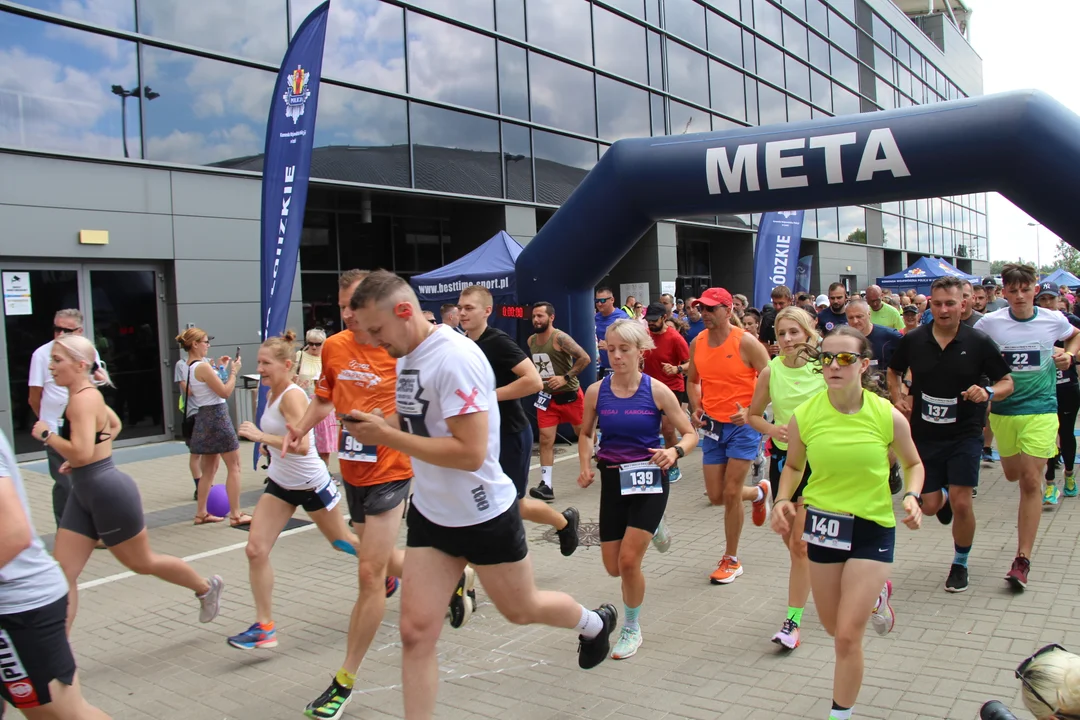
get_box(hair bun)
[281,329,297,343]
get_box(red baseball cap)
[694,288,733,309]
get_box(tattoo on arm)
[557,332,591,376]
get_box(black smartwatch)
[674,445,686,459]
[39,429,50,442]
[563,374,572,383]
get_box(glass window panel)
[495,0,526,39]
[529,53,596,136]
[651,92,667,135]
[499,42,529,120]
[527,0,592,63]
[875,78,894,110]
[830,47,858,90]
[754,0,782,43]
[896,66,912,98]
[594,6,649,84]
[709,61,746,121]
[808,32,830,72]
[597,76,651,141]
[646,0,662,25]
[408,0,494,28]
[299,212,337,272]
[801,208,817,238]
[785,55,810,100]
[19,0,134,30]
[741,0,754,26]
[817,207,838,241]
[810,68,831,111]
[894,37,910,67]
[291,0,405,94]
[830,0,855,19]
[411,103,501,198]
[0,12,141,158]
[707,10,743,64]
[745,76,759,124]
[783,14,808,60]
[408,13,497,112]
[873,45,893,80]
[806,0,828,33]
[881,201,900,215]
[742,31,757,73]
[903,217,916,250]
[787,96,811,122]
[712,114,742,131]
[648,31,664,89]
[705,0,741,19]
[142,47,274,165]
[757,83,786,125]
[534,130,596,204]
[917,198,928,220]
[828,10,856,53]
[607,0,646,17]
[311,85,410,187]
[137,0,285,63]
[502,122,533,202]
[667,41,710,106]
[871,12,891,47]
[756,39,785,87]
[882,213,901,249]
[670,99,711,135]
[666,0,707,47]
[839,206,865,243]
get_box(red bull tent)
[876,256,979,295]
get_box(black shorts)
[0,596,76,711]
[406,501,528,565]
[805,514,895,564]
[674,389,688,405]
[769,446,810,503]
[915,435,982,494]
[263,477,342,513]
[597,463,669,542]
[499,425,534,499]
[345,479,411,523]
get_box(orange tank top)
[694,326,758,420]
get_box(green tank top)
[767,355,826,451]
[528,330,580,394]
[795,389,896,528]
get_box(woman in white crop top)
[229,331,359,651]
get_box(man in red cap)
[687,288,772,584]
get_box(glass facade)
[0,0,988,261]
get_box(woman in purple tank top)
[578,320,697,660]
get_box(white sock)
[541,466,553,488]
[575,606,604,639]
[942,488,950,504]
[754,486,764,502]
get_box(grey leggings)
[59,457,145,547]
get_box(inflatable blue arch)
[516,90,1078,386]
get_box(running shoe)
[556,507,580,556]
[870,580,895,635]
[577,604,618,669]
[1043,482,1061,506]
[529,483,554,502]
[888,462,903,495]
[227,622,278,650]
[709,556,743,585]
[945,564,969,593]
[304,678,352,719]
[936,493,953,525]
[449,566,476,629]
[1065,472,1078,497]
[771,618,800,650]
[752,478,771,527]
[651,517,672,553]
[668,466,682,484]
[331,539,357,556]
[1005,556,1030,590]
[981,447,995,463]
[385,576,400,598]
[610,626,643,660]
[972,486,978,498]
[197,575,224,623]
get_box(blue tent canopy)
[876,256,979,294]
[1042,268,1080,288]
[411,231,521,303]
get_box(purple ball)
[207,484,230,518]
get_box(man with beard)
[643,301,691,483]
[817,282,849,332]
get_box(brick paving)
[11,440,1080,719]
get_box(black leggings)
[1054,384,1080,472]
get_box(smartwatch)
[903,491,920,501]
[984,386,995,402]
[39,429,50,442]
[563,374,572,383]
[674,445,686,459]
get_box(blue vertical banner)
[752,210,806,309]
[794,255,813,294]
[254,1,330,466]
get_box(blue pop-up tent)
[876,256,979,295]
[411,231,526,342]
[1042,268,1080,288]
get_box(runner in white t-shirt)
[342,271,617,719]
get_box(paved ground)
[10,440,1080,719]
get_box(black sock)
[193,477,200,488]
[983,446,991,453]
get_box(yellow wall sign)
[79,230,109,245]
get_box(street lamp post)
[111,85,160,158]
[1028,221,1042,274]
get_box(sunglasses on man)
[53,325,80,334]
[594,297,612,304]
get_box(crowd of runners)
[2,262,1078,720]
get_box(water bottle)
[979,701,1018,720]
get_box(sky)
[968,0,1078,264]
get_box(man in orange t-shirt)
[283,269,415,718]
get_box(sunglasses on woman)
[819,351,865,367]
[1016,644,1080,719]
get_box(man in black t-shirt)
[887,276,1013,594]
[816,282,849,332]
[458,286,579,556]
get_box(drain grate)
[540,521,602,548]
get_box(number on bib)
[1058,368,1070,385]
[920,393,957,424]
[700,414,720,441]
[338,429,377,462]
[801,506,854,551]
[534,391,552,411]
[314,475,342,510]
[1004,344,1042,372]
[618,462,663,495]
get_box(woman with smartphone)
[175,328,251,526]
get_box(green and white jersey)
[974,307,1076,416]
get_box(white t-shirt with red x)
[396,325,517,527]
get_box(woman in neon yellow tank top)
[770,326,924,720]
[741,306,824,651]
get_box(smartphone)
[235,346,241,360]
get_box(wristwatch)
[39,429,50,442]
[563,374,572,383]
[984,386,995,402]
[674,445,686,459]
[903,491,920,500]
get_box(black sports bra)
[59,387,112,444]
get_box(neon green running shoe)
[1064,473,1078,498]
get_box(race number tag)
[314,474,342,510]
[802,506,854,551]
[920,393,957,424]
[700,414,720,441]
[1058,368,1069,385]
[1003,343,1042,372]
[534,391,552,410]
[338,428,377,463]
[618,462,663,495]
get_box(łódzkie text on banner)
[752,211,806,309]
